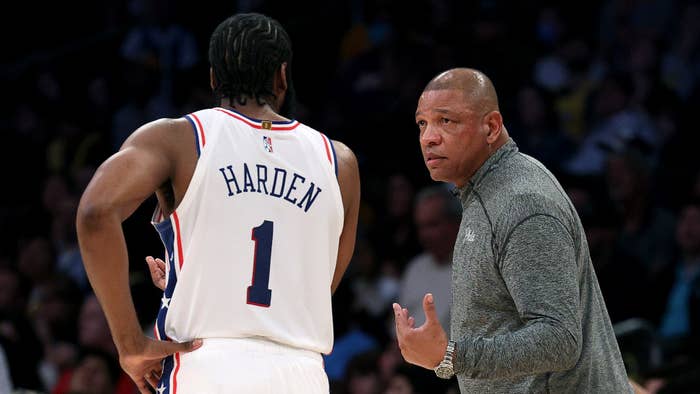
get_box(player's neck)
[220,97,288,122]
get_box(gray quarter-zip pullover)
[450,138,632,393]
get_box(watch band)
[434,340,456,379]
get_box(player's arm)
[76,118,199,392]
[331,140,360,294]
[77,120,174,349]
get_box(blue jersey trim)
[184,115,200,157]
[327,136,338,177]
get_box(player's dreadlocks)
[209,13,296,117]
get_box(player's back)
[151,107,344,355]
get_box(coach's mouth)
[425,153,446,167]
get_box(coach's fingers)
[393,303,408,333]
[422,293,440,326]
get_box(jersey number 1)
[247,220,273,307]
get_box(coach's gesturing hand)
[393,293,449,370]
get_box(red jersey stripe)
[173,212,184,270]
[191,113,206,147]
[173,352,181,393]
[320,133,332,165]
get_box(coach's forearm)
[76,205,143,352]
[453,319,580,379]
[453,214,582,379]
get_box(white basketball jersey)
[151,107,344,355]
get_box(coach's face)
[415,89,492,188]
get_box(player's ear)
[272,63,288,113]
[275,63,288,93]
[210,67,217,91]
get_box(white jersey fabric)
[162,338,329,394]
[150,107,343,393]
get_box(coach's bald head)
[415,67,509,186]
[423,68,500,115]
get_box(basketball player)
[76,13,360,394]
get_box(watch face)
[435,364,453,379]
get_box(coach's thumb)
[423,293,438,324]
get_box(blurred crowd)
[1,0,699,393]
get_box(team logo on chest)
[263,136,273,153]
[464,227,476,242]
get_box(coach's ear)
[484,110,503,144]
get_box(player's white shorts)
[158,337,329,394]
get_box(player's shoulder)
[294,122,358,167]
[329,139,354,158]
[133,117,192,138]
[121,117,194,153]
[330,139,359,174]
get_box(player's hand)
[393,293,448,370]
[118,334,202,394]
[146,256,166,291]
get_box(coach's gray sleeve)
[454,214,582,379]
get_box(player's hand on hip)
[392,293,448,370]
[146,256,166,291]
[119,334,202,394]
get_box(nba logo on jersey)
[263,136,273,153]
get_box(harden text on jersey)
[218,162,322,212]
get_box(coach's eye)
[416,120,426,127]
[441,118,451,124]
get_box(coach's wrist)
[451,339,465,375]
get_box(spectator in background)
[384,362,453,394]
[348,237,400,322]
[561,174,649,324]
[324,281,380,388]
[657,198,700,356]
[660,1,700,102]
[52,293,135,394]
[398,185,461,330]
[368,172,420,272]
[17,237,57,299]
[50,195,88,292]
[342,350,383,394]
[32,273,82,390]
[510,83,576,175]
[17,235,83,390]
[0,264,44,392]
[120,0,199,119]
[64,347,121,394]
[563,72,659,177]
[604,145,677,288]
